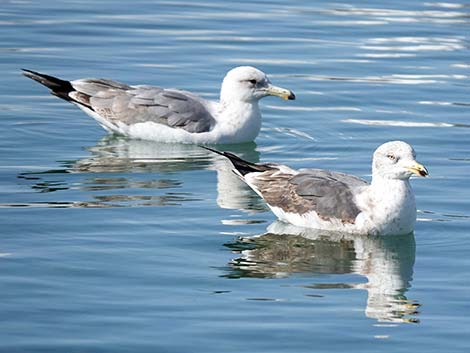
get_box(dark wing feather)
[252,168,368,224]
[201,146,273,176]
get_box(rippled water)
[1,0,469,352]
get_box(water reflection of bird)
[17,137,264,210]
[225,221,419,324]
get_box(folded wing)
[250,168,368,224]
[70,79,216,133]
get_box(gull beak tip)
[408,162,429,177]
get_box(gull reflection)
[225,221,419,323]
[16,136,262,210]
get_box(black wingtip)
[21,68,37,78]
[21,68,45,78]
[200,145,272,176]
[21,68,75,103]
[199,145,226,157]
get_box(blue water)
[1,0,469,352]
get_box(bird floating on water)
[22,66,295,144]
[205,141,428,236]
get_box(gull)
[22,66,295,144]
[204,141,428,236]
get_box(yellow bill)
[266,85,296,100]
[406,161,429,177]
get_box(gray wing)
[251,168,368,224]
[70,79,215,133]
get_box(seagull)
[204,141,428,236]
[22,66,295,144]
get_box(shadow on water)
[13,136,265,210]
[223,221,419,324]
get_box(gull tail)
[22,69,74,102]
[201,146,273,176]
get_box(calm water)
[1,0,469,352]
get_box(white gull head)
[372,141,428,180]
[220,66,295,104]
[208,66,295,143]
[356,141,429,235]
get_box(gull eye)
[248,79,257,85]
[387,154,397,161]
